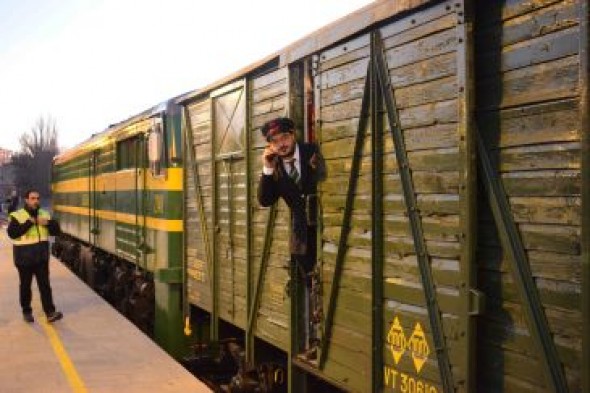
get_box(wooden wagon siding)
[316,1,472,391]
[317,28,374,393]
[249,67,291,348]
[475,1,583,392]
[185,99,214,311]
[177,0,588,392]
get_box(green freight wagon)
[52,1,590,392]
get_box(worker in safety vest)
[7,189,63,323]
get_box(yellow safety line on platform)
[40,319,88,393]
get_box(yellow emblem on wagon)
[408,322,429,374]
[387,316,406,365]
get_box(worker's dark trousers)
[16,260,56,315]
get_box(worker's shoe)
[23,313,34,323]
[47,311,63,323]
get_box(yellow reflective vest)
[9,208,51,246]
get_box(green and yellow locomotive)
[52,101,186,354]
[52,1,590,392]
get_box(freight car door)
[212,81,247,327]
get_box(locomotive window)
[148,117,165,177]
[117,135,144,170]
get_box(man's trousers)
[16,260,56,315]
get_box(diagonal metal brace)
[373,31,455,393]
[319,64,372,369]
[183,107,216,331]
[475,126,569,393]
[247,204,278,336]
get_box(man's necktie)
[285,158,300,185]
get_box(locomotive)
[51,0,589,392]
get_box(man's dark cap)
[261,117,295,141]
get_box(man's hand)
[37,218,48,226]
[28,217,37,225]
[262,145,277,169]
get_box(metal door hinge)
[469,288,485,316]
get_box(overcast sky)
[0,0,374,152]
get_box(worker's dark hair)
[23,189,39,199]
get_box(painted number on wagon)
[384,366,439,393]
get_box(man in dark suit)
[257,117,325,359]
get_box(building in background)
[0,148,16,213]
[0,148,13,166]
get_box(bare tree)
[12,115,60,201]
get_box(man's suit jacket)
[257,142,326,257]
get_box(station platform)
[0,230,211,393]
